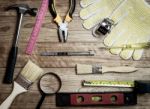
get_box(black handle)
[134,81,150,94]
[3,46,18,84]
[49,0,57,18]
[68,0,76,18]
[49,0,76,19]
[36,94,46,109]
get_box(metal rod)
[40,51,95,56]
[14,13,23,47]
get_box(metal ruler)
[82,80,135,88]
[25,0,48,55]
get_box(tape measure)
[82,80,135,88]
[25,0,48,55]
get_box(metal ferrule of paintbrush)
[15,74,32,90]
[92,65,102,74]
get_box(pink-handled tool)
[25,0,48,55]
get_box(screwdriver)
[40,50,95,56]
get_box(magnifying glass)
[36,72,62,109]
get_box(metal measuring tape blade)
[82,80,150,94]
[82,80,135,88]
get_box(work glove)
[80,0,150,60]
[80,0,123,29]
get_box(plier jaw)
[58,22,68,42]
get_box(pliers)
[49,0,76,42]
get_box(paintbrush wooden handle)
[101,66,138,73]
[0,82,27,109]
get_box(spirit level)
[56,92,137,106]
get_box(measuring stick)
[25,0,48,55]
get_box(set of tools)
[1,0,150,108]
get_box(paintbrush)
[0,60,44,109]
[76,64,138,75]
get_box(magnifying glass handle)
[36,94,46,109]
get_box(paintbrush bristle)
[76,64,93,74]
[20,60,44,82]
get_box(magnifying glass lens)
[40,74,61,94]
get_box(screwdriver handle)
[3,47,18,84]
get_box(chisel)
[76,64,138,74]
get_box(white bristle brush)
[0,60,44,109]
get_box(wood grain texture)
[0,0,150,109]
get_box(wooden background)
[0,0,150,109]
